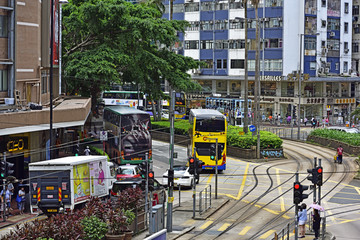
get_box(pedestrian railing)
[260,126,309,141]
[199,185,211,215]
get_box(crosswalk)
[181,220,296,239]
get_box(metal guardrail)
[260,126,309,141]
[199,185,211,215]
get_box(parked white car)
[327,126,360,133]
[162,166,195,188]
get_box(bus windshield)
[195,118,225,132]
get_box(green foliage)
[81,216,108,240]
[124,209,136,226]
[309,128,360,146]
[151,120,283,149]
[62,0,201,110]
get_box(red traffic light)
[148,172,154,178]
[189,157,195,164]
[294,183,300,189]
[317,168,323,173]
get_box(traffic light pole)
[313,157,317,204]
[166,90,175,232]
[192,148,197,219]
[318,159,322,205]
[294,173,299,240]
[215,139,218,199]
[145,153,149,228]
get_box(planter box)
[307,135,360,155]
[151,131,284,159]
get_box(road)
[151,139,360,240]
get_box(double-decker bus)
[103,106,152,165]
[205,97,252,126]
[100,90,146,109]
[189,109,227,171]
[145,91,187,119]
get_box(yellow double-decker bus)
[189,109,227,171]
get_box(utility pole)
[166,90,175,232]
[255,3,261,159]
[313,157,317,204]
[243,0,249,134]
[318,158,322,205]
[297,34,304,140]
[294,173,299,240]
[50,0,54,159]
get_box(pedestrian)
[269,115,273,124]
[17,187,26,214]
[312,209,321,240]
[298,203,307,238]
[337,145,344,164]
[304,117,308,126]
[287,115,291,124]
[1,185,12,216]
[84,146,91,156]
[325,117,329,127]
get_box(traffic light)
[189,157,195,175]
[307,168,317,184]
[316,167,323,186]
[210,144,216,160]
[197,160,204,174]
[293,105,297,118]
[168,169,174,188]
[0,159,14,178]
[139,161,149,178]
[75,142,80,156]
[148,171,154,191]
[293,182,309,204]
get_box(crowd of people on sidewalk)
[261,113,331,129]
[0,179,27,220]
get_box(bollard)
[199,191,202,214]
[287,223,290,240]
[205,186,207,210]
[321,217,326,240]
[178,185,181,207]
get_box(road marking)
[323,201,336,223]
[276,169,285,212]
[238,226,252,235]
[199,220,213,230]
[236,163,250,200]
[182,219,195,226]
[355,187,360,195]
[330,196,360,201]
[259,230,276,239]
[217,223,231,231]
[206,174,213,185]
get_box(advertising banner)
[73,163,90,203]
[89,161,107,196]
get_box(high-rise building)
[163,0,360,124]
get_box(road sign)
[326,105,331,110]
[249,125,256,132]
[100,131,108,141]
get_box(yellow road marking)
[259,230,276,239]
[236,163,250,200]
[182,219,195,226]
[217,223,231,231]
[206,174,213,185]
[276,169,285,212]
[355,187,360,195]
[239,226,252,235]
[200,220,213,230]
[323,201,336,223]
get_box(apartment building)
[164,0,360,124]
[0,0,91,180]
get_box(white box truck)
[29,155,116,215]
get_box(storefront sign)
[0,136,29,153]
[279,98,294,103]
[187,93,211,99]
[260,75,283,81]
[306,98,325,104]
[335,98,356,104]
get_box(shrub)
[113,187,143,211]
[309,128,360,146]
[81,216,107,240]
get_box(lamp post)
[255,8,261,159]
[297,34,304,140]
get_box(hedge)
[151,120,283,149]
[309,128,360,146]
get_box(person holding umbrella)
[310,203,324,240]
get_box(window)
[223,59,227,69]
[322,0,326,7]
[344,2,349,14]
[200,40,213,49]
[327,39,340,51]
[185,41,199,49]
[185,3,199,12]
[215,20,228,30]
[202,59,213,69]
[353,43,359,53]
[229,1,244,9]
[0,70,7,91]
[229,19,244,29]
[321,41,326,48]
[41,71,48,94]
[344,42,348,51]
[0,15,7,37]
[230,59,245,69]
[355,24,360,34]
[310,62,316,70]
[265,39,282,48]
[215,40,228,49]
[247,59,283,71]
[305,38,316,50]
[327,18,340,31]
[200,21,213,31]
[186,21,200,31]
[354,5,360,15]
[321,20,326,28]
[229,39,245,49]
[335,63,339,70]
[344,62,348,73]
[344,22,348,33]
[217,59,222,69]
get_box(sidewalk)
[0,200,38,230]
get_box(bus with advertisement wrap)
[188,109,227,171]
[100,90,146,109]
[103,106,152,165]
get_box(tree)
[62,0,201,112]
[350,107,360,124]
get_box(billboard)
[89,160,107,196]
[73,163,90,202]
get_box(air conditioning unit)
[188,0,194,2]
[325,68,330,73]
[318,67,324,73]
[326,62,331,68]
[194,69,201,74]
[263,18,270,22]
[321,48,328,55]
[330,31,335,37]
[344,48,349,53]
